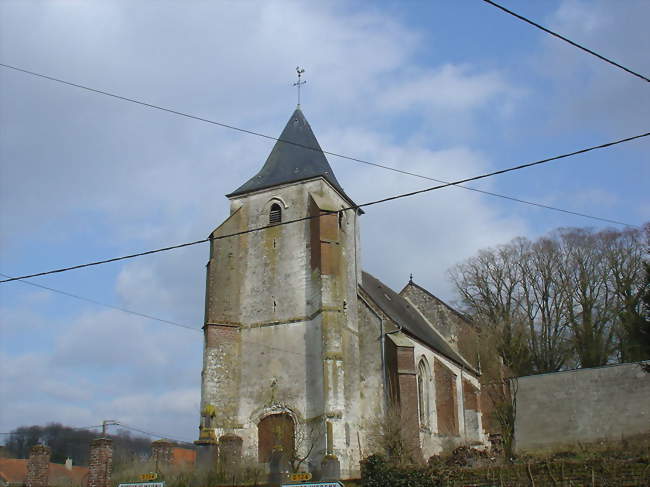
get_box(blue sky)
[1,0,648,444]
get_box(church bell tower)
[196,107,363,477]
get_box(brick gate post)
[26,444,51,487]
[88,438,113,487]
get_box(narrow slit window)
[269,203,282,224]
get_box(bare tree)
[602,226,648,362]
[365,406,420,465]
[450,224,648,373]
[449,242,532,376]
[556,228,618,367]
[518,237,571,372]
[288,420,323,473]
[483,377,518,459]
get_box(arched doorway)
[258,413,295,463]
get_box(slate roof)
[360,271,477,373]
[227,108,355,206]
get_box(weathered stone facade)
[197,108,487,477]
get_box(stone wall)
[400,283,477,369]
[514,362,650,452]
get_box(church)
[195,107,487,478]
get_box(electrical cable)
[0,130,647,285]
[0,62,637,227]
[481,0,650,83]
[0,272,201,332]
[0,273,323,360]
[116,423,194,444]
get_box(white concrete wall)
[514,362,650,452]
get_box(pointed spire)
[227,108,352,203]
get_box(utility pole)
[102,420,118,437]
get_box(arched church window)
[417,358,430,428]
[269,203,282,224]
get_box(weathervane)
[293,66,306,107]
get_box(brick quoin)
[88,438,112,487]
[205,324,240,347]
[396,347,415,373]
[25,444,50,487]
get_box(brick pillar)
[151,439,173,467]
[395,345,422,461]
[26,444,50,487]
[88,438,112,487]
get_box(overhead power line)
[0,62,636,227]
[0,272,200,331]
[117,423,193,444]
[0,272,324,359]
[0,130,646,285]
[481,0,650,83]
[0,272,322,359]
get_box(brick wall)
[25,444,50,487]
[395,345,422,460]
[87,438,112,487]
[462,379,479,411]
[151,439,173,466]
[205,323,240,347]
[435,359,458,436]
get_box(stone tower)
[197,108,363,477]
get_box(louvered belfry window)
[269,203,282,224]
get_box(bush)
[361,454,440,487]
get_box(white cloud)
[378,64,512,112]
[536,0,650,134]
[320,126,527,297]
[0,0,534,440]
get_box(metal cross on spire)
[293,66,306,107]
